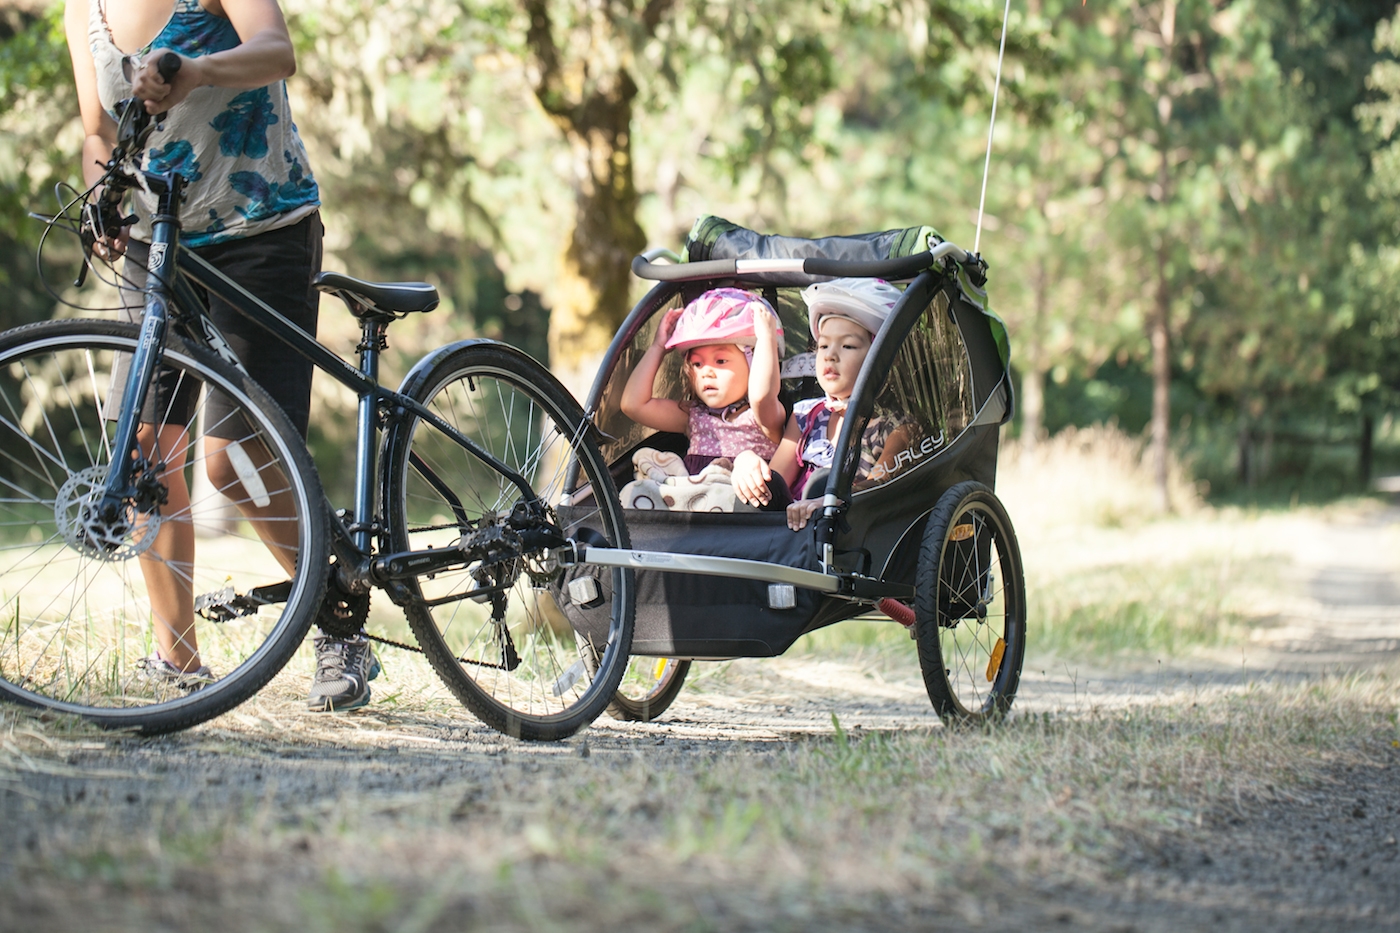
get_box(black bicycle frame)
[100,168,540,564]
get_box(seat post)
[351,318,390,554]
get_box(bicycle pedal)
[195,580,294,622]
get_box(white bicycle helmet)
[802,278,903,340]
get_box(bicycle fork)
[94,173,186,536]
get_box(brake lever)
[75,194,136,287]
[75,208,95,287]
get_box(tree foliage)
[4,0,1400,501]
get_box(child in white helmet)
[619,288,786,510]
[732,277,903,529]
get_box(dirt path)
[2,506,1399,931]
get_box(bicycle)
[3,74,635,741]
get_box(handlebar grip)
[157,52,181,83]
[630,255,736,281]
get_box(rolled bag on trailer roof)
[681,215,1010,372]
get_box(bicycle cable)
[33,175,175,313]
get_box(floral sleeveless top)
[685,403,778,461]
[87,0,319,247]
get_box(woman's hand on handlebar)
[82,188,132,261]
[132,50,196,115]
[92,224,130,262]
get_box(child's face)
[815,316,873,400]
[685,344,749,409]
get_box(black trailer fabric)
[558,510,828,659]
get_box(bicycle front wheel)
[384,341,634,741]
[0,321,328,733]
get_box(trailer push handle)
[630,241,975,283]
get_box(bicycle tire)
[608,657,690,722]
[0,320,328,734]
[384,341,634,741]
[914,481,1026,725]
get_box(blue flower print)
[146,140,202,183]
[201,209,227,236]
[181,210,230,248]
[210,89,279,159]
[229,157,318,223]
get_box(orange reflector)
[652,658,669,681]
[950,523,974,542]
[986,637,1006,681]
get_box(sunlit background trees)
[4,0,1400,505]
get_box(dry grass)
[3,424,1400,930]
[998,424,1203,530]
[2,666,1396,931]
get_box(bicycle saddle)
[314,272,440,316]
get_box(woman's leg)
[202,436,300,576]
[135,423,201,671]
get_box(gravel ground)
[1,506,1398,931]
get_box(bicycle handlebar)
[629,241,977,283]
[155,51,181,83]
[69,53,185,285]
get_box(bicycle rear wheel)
[0,321,328,733]
[384,341,633,741]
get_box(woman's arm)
[66,0,118,189]
[133,0,297,113]
[748,305,784,442]
[65,0,129,257]
[620,307,688,434]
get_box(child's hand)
[731,450,772,507]
[652,307,684,350]
[756,301,778,330]
[786,498,823,532]
[752,305,778,344]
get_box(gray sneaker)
[134,655,215,691]
[307,633,380,711]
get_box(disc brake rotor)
[54,465,163,562]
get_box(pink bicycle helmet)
[665,288,782,352]
[802,278,903,340]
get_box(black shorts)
[114,213,322,440]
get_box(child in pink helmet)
[619,288,786,510]
[732,278,904,529]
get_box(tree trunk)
[1020,251,1049,457]
[1147,0,1179,514]
[547,97,647,396]
[1237,418,1252,488]
[1360,413,1375,487]
[1150,236,1172,512]
[523,0,651,397]
[1021,367,1045,456]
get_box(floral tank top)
[684,402,778,472]
[87,0,319,247]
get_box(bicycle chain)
[361,631,519,672]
